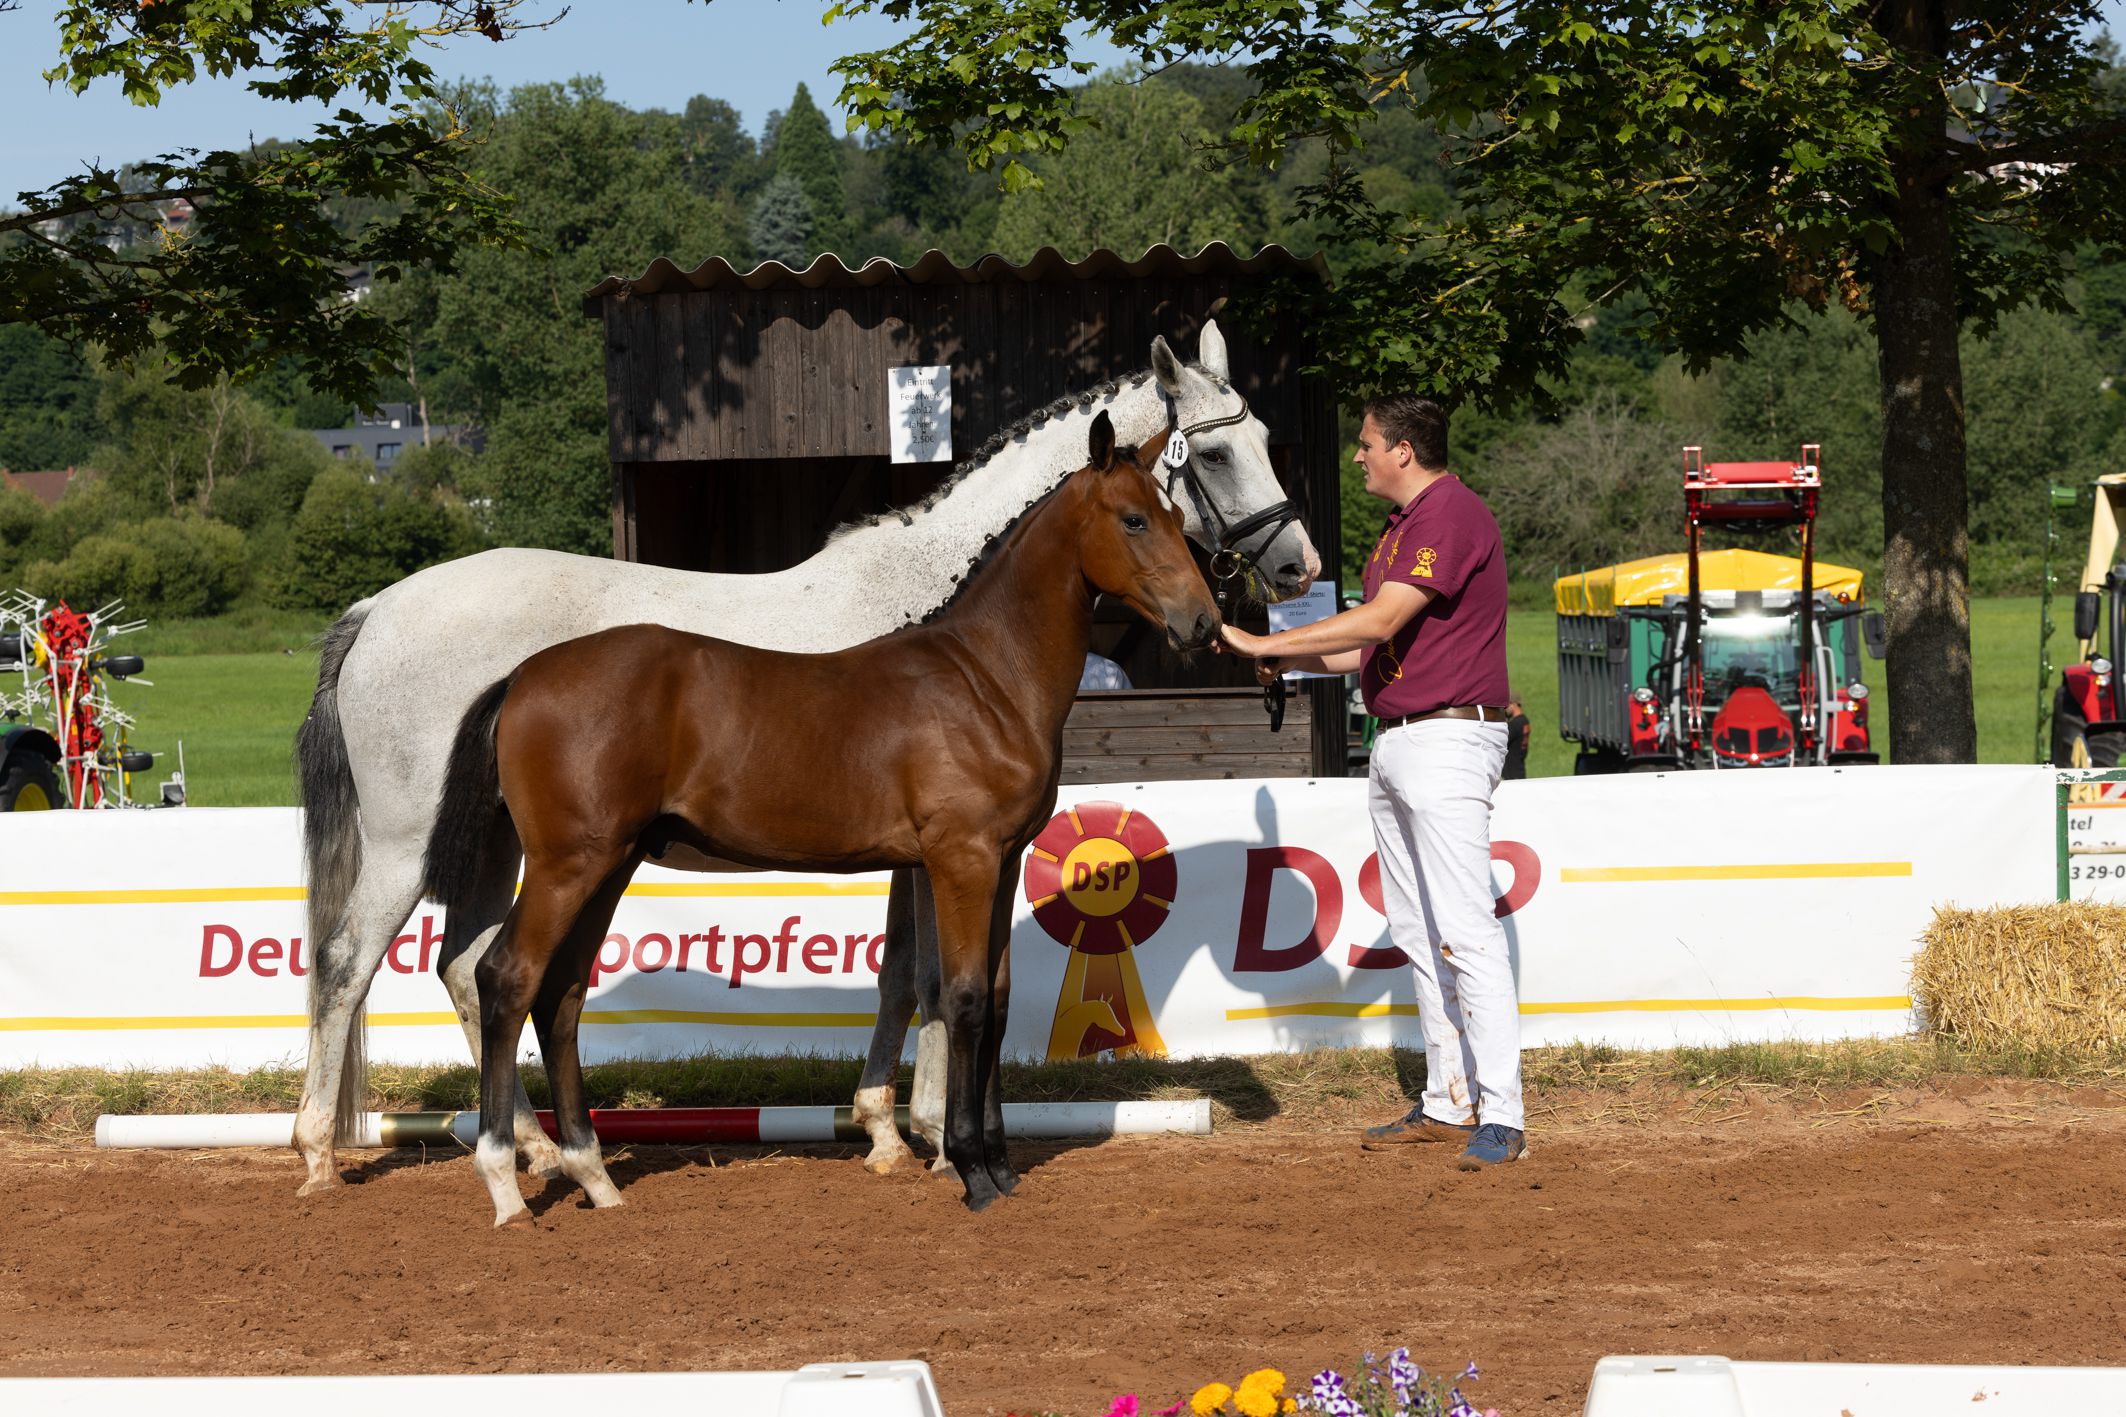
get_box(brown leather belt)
[1375,704,1512,731]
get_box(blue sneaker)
[1457,1123,1526,1170]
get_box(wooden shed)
[581,243,1347,781]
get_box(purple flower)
[1309,1370,1362,1417]
[1447,1388,1478,1417]
[1460,1362,1480,1382]
[1389,1347,1423,1396]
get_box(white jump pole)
[94,1099,1212,1150]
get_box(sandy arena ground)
[5,1081,2126,1414]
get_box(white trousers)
[1367,718,1524,1131]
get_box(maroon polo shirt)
[1358,474,1511,718]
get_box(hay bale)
[1914,904,2126,1052]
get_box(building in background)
[306,403,483,470]
[0,466,95,508]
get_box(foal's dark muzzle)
[1169,607,1221,651]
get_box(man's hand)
[1218,625,1282,686]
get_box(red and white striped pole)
[94,1100,1211,1149]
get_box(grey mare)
[291,321,1319,1193]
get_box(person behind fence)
[1216,392,1524,1169]
[1078,650,1132,691]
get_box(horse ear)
[1087,409,1116,470]
[1150,335,1185,396]
[1198,319,1230,380]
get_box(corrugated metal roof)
[580,241,1328,314]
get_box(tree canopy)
[831,0,2126,762]
[0,1,546,402]
[992,74,1247,258]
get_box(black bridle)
[1162,393,1306,732]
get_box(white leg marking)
[559,1142,624,1209]
[910,1019,953,1174]
[853,1083,917,1175]
[477,1133,529,1228]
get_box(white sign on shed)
[887,366,952,464]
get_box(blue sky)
[3,0,2123,205]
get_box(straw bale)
[1914,904,2126,1052]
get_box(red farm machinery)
[0,592,183,810]
[1556,444,1885,773]
[2051,472,2126,768]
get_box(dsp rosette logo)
[1024,801,1174,1059]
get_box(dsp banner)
[0,766,2056,1070]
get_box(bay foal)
[423,412,1220,1226]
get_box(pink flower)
[1155,1403,1185,1417]
[1105,1396,1141,1417]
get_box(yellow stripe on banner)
[581,1009,878,1028]
[0,881,891,906]
[1228,1002,1417,1020]
[1559,862,1912,883]
[1226,995,1912,1022]
[0,886,308,906]
[1522,995,1911,1015]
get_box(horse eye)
[1123,513,1149,533]
[1202,448,1227,464]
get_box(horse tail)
[422,675,516,916]
[296,600,373,1145]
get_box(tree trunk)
[1872,207,1976,761]
[1869,0,1976,764]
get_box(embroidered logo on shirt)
[1411,546,1437,579]
[1371,525,1403,567]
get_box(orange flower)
[1190,1383,1233,1416]
[1233,1369,1286,1417]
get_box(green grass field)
[104,650,317,806]
[65,593,2057,806]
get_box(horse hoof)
[295,1175,341,1198]
[961,1185,1000,1213]
[990,1168,1020,1196]
[496,1208,536,1231]
[522,1150,567,1181]
[863,1144,918,1176]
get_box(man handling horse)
[1218,392,1524,1169]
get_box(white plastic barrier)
[92,1099,1213,1149]
[1582,1355,2126,1417]
[0,1361,944,1417]
[0,767,2057,1069]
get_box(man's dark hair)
[1364,393,1448,470]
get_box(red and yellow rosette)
[1024,800,1176,1060]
